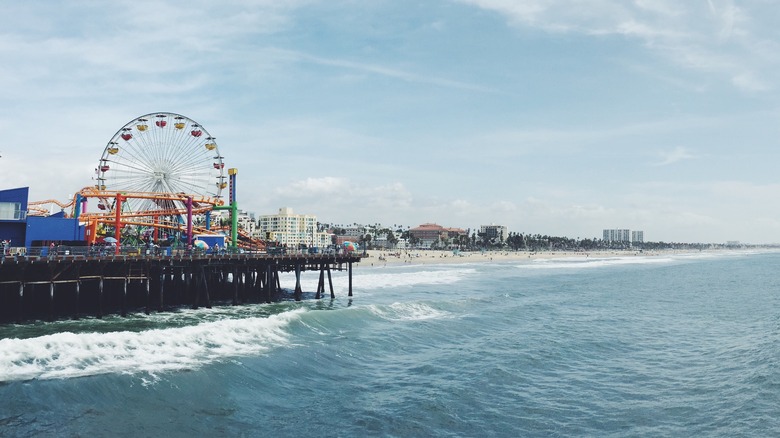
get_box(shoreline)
[356,248,754,267]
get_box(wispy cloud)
[459,0,779,92]
[654,146,695,166]
[272,177,413,209]
[270,49,497,93]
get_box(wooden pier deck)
[0,252,363,323]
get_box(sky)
[1,0,779,244]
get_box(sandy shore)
[357,249,672,267]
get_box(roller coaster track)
[27,198,76,216]
[29,187,265,250]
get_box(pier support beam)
[17,282,24,324]
[241,268,247,304]
[205,267,212,308]
[159,269,165,311]
[265,265,272,303]
[294,264,302,301]
[327,266,335,299]
[98,277,104,318]
[122,278,128,317]
[316,265,325,299]
[145,277,151,315]
[143,263,151,315]
[348,262,353,297]
[74,280,80,319]
[232,266,238,305]
[49,282,55,322]
[199,265,211,309]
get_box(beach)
[359,248,671,266]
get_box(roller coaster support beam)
[213,168,239,249]
[115,193,123,255]
[74,193,82,219]
[186,196,194,247]
[73,193,84,241]
[230,168,238,249]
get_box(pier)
[0,112,368,325]
[0,250,362,324]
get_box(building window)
[0,202,23,220]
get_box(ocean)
[1,250,779,437]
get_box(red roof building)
[409,223,467,247]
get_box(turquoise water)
[1,251,779,436]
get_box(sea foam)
[367,302,450,321]
[278,267,476,293]
[0,308,303,382]
[518,256,676,270]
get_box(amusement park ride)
[27,112,265,253]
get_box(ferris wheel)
[95,112,225,213]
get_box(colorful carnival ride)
[27,112,264,252]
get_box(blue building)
[0,187,84,249]
[0,187,29,247]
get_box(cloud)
[271,48,497,93]
[654,146,695,166]
[271,177,413,209]
[274,177,350,197]
[459,0,779,92]
[731,71,770,92]
[490,200,517,212]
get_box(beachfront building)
[409,223,467,248]
[479,224,507,243]
[257,207,332,248]
[340,226,365,238]
[603,228,645,244]
[603,229,630,243]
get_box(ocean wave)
[518,256,676,270]
[367,302,450,321]
[0,308,304,382]
[278,268,476,293]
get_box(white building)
[258,207,332,248]
[603,229,630,242]
[480,224,507,242]
[603,229,645,243]
[341,226,365,238]
[237,210,257,237]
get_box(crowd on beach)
[362,248,651,266]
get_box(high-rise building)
[603,229,630,242]
[257,207,331,248]
[603,229,644,243]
